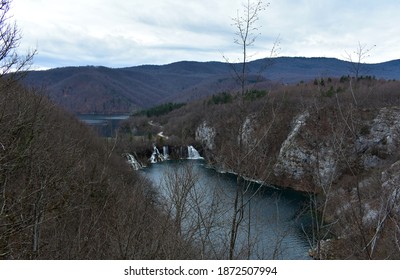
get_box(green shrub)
[208,91,233,105]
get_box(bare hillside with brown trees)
[0,0,195,259]
[22,58,400,114]
[0,81,199,259]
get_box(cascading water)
[147,145,203,162]
[150,145,164,163]
[125,153,143,170]
[163,146,169,160]
[187,145,203,159]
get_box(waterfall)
[163,146,169,160]
[150,145,165,163]
[187,145,203,159]
[125,153,143,170]
[180,146,185,159]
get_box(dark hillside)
[23,57,400,115]
[0,81,196,259]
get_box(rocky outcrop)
[357,107,400,169]
[272,111,338,191]
[195,105,400,196]
[195,121,216,151]
[270,106,400,259]
[274,111,311,180]
[195,107,400,197]
[271,106,400,192]
[240,115,256,149]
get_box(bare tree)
[162,163,198,237]
[222,0,284,259]
[231,0,268,96]
[158,161,228,259]
[224,0,281,98]
[343,42,375,106]
[344,41,375,81]
[0,0,35,81]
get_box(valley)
[116,76,400,259]
[2,0,400,265]
[5,67,394,259]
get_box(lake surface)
[78,114,130,137]
[141,159,311,260]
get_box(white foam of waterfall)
[163,146,169,160]
[125,153,143,170]
[187,145,203,159]
[150,145,165,163]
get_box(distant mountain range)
[22,57,400,114]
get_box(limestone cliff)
[195,104,400,258]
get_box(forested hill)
[0,81,197,259]
[22,57,400,114]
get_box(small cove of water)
[141,159,312,260]
[78,114,130,137]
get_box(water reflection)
[141,160,311,260]
[78,114,129,137]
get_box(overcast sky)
[13,0,400,69]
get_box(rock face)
[272,110,338,191]
[195,121,216,151]
[357,107,400,169]
[266,106,400,258]
[196,106,400,195]
[240,115,256,149]
[192,104,400,193]
[271,106,400,192]
[274,111,312,180]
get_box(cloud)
[265,0,400,62]
[12,0,400,69]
